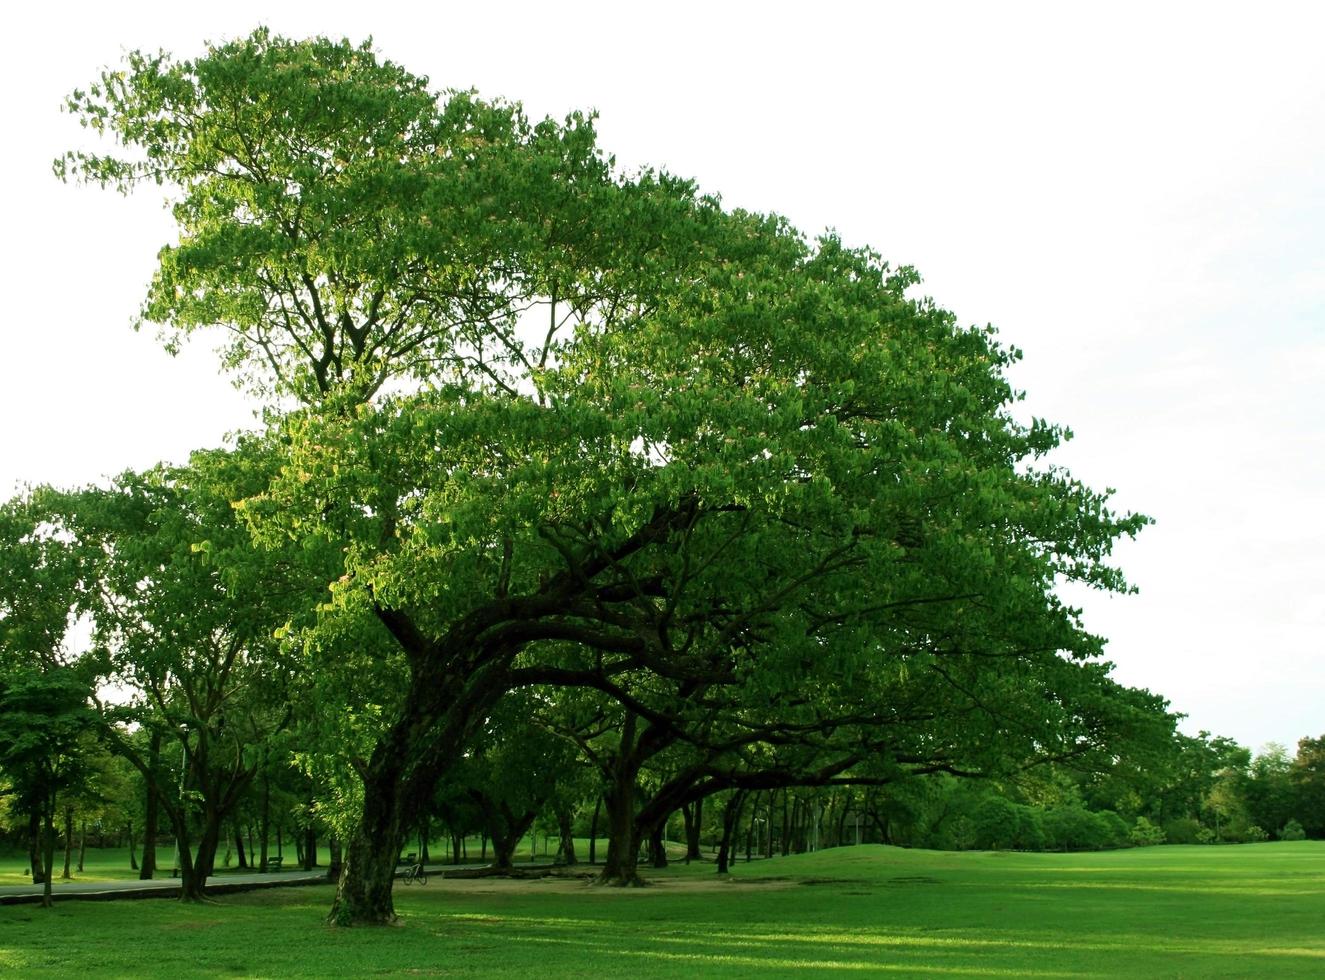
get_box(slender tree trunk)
[78,819,88,873]
[588,796,601,865]
[327,835,343,882]
[780,792,791,857]
[62,806,74,879]
[716,791,746,875]
[128,820,139,871]
[233,822,249,869]
[41,797,57,908]
[480,830,488,862]
[259,766,271,872]
[304,826,317,871]
[140,729,160,880]
[745,792,760,862]
[420,816,430,864]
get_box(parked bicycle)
[402,861,428,885]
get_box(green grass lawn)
[2,842,1323,977]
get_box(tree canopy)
[53,28,1167,925]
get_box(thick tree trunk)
[193,808,224,884]
[171,813,208,902]
[28,809,46,886]
[557,808,577,866]
[491,830,520,870]
[303,826,318,870]
[328,750,408,926]
[684,798,703,862]
[140,729,161,880]
[451,830,462,864]
[649,821,668,868]
[598,777,644,886]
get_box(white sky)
[3,1,1322,753]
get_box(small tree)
[1129,816,1166,846]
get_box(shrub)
[1195,827,1217,844]
[1129,817,1167,847]
[1245,825,1269,843]
[1161,817,1203,845]
[1279,819,1307,841]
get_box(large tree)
[64,29,1150,924]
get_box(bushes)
[1129,817,1167,846]
[1279,819,1306,841]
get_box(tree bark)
[328,745,408,926]
[128,820,139,871]
[78,819,88,873]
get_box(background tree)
[1291,736,1325,838]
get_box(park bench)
[264,857,283,872]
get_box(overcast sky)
[3,1,1321,753]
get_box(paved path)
[0,868,330,905]
[0,863,509,906]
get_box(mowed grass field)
[2,842,1323,977]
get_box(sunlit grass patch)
[1,842,1322,976]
